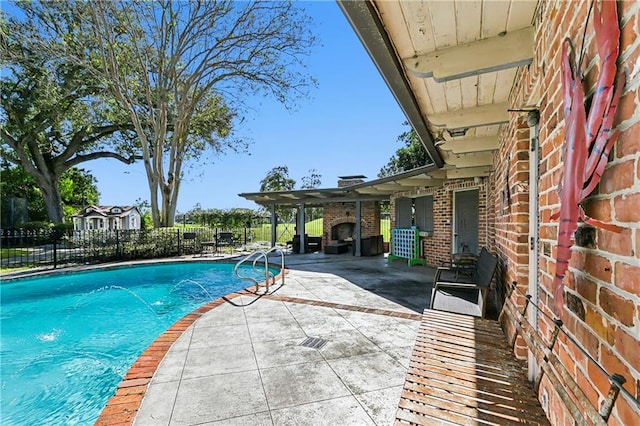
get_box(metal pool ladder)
[233,246,285,293]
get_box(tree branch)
[66,151,142,168]
[58,124,135,164]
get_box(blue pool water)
[0,262,272,425]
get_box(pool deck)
[101,252,436,425]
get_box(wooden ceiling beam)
[437,136,499,154]
[306,192,326,198]
[355,188,386,195]
[372,183,406,191]
[428,102,509,129]
[441,151,494,167]
[398,177,444,187]
[446,166,492,179]
[404,27,533,82]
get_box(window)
[395,198,413,228]
[414,195,434,232]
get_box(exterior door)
[453,189,479,255]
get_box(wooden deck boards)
[396,310,550,425]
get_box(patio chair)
[183,232,199,254]
[216,232,235,254]
[430,247,498,318]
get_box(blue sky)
[87,1,408,213]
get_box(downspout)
[527,110,541,382]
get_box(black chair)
[288,234,322,253]
[216,232,235,254]
[430,247,498,318]
[353,235,384,256]
[182,232,199,254]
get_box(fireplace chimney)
[337,175,366,188]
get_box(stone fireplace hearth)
[331,222,355,241]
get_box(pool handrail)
[233,247,285,293]
[263,246,286,287]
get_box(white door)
[453,189,479,255]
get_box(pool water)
[0,262,272,425]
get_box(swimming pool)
[0,261,274,425]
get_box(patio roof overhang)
[337,0,538,180]
[238,164,440,207]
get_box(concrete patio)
[132,253,436,425]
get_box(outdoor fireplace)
[331,222,355,241]
[322,176,381,248]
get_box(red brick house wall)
[491,115,532,359]
[390,179,490,266]
[494,1,640,424]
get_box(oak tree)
[84,0,316,227]
[0,3,138,223]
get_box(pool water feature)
[0,262,274,425]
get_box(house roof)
[337,0,538,179]
[74,205,139,218]
[238,164,440,207]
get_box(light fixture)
[447,128,468,138]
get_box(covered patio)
[239,167,441,257]
[238,0,640,424]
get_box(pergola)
[238,165,440,255]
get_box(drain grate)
[299,336,328,350]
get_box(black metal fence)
[0,227,259,270]
[1,214,385,271]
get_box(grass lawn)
[1,249,34,274]
[1,248,29,258]
[253,218,390,242]
[0,265,32,274]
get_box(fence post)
[177,229,181,256]
[49,228,64,269]
[116,229,120,260]
[53,240,57,269]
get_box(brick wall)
[322,201,380,246]
[390,179,489,266]
[494,0,640,423]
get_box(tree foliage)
[258,166,323,223]
[76,0,316,227]
[260,165,296,192]
[185,207,260,230]
[0,2,139,223]
[300,168,322,189]
[58,168,100,217]
[378,125,432,178]
[133,198,153,229]
[0,163,99,226]
[259,165,296,223]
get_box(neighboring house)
[73,206,141,231]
